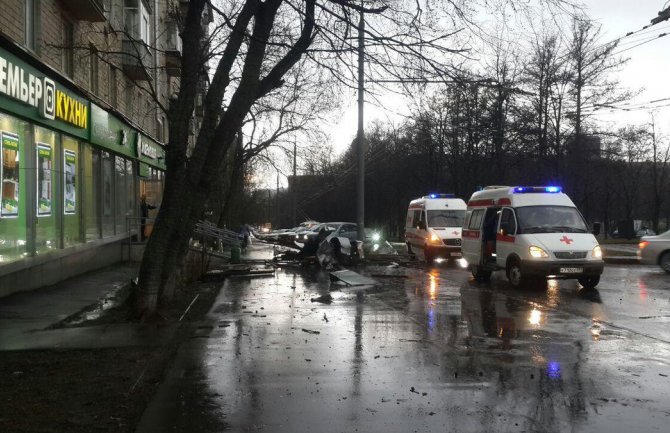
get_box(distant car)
[636,228,656,238]
[638,229,670,273]
[295,222,350,246]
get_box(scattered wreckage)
[269,222,398,269]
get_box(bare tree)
[136,0,502,315]
[647,113,670,233]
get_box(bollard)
[230,245,241,264]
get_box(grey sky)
[328,1,670,154]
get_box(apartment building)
[0,0,207,295]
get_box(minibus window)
[499,208,517,235]
[468,209,484,230]
[516,206,589,234]
[426,210,465,227]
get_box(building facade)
[0,0,201,296]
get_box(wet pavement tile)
[137,260,670,433]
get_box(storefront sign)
[55,91,87,128]
[138,135,158,159]
[0,48,89,139]
[0,52,87,129]
[90,103,135,158]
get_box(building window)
[156,117,163,142]
[90,44,99,95]
[109,65,117,107]
[63,20,74,78]
[24,0,38,51]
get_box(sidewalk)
[0,263,177,351]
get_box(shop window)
[84,145,101,241]
[0,114,28,263]
[101,151,115,236]
[34,126,60,254]
[115,155,127,233]
[63,137,82,247]
[127,160,136,220]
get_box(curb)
[604,256,640,265]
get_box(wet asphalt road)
[137,248,670,433]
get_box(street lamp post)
[356,5,365,241]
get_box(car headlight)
[303,234,308,240]
[429,233,440,244]
[592,245,602,258]
[371,233,381,242]
[529,246,548,258]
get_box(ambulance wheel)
[506,260,527,288]
[471,265,491,282]
[578,276,600,289]
[660,252,670,273]
[424,246,434,263]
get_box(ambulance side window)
[463,210,472,229]
[468,209,484,230]
[499,208,517,235]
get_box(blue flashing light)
[427,193,456,199]
[546,361,561,379]
[513,186,562,194]
[429,193,437,199]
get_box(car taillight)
[639,241,649,249]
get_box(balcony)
[121,39,152,81]
[165,20,182,77]
[63,0,106,21]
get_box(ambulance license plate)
[450,252,462,257]
[560,267,582,273]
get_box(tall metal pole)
[292,140,297,226]
[356,4,365,241]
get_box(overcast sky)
[326,0,670,155]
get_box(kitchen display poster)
[1,131,20,217]
[37,143,52,216]
[64,150,76,214]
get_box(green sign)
[90,104,136,158]
[137,134,166,170]
[0,47,89,139]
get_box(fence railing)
[193,221,242,252]
[126,216,156,246]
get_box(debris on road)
[310,294,333,304]
[329,270,377,287]
[301,328,321,335]
[204,265,274,280]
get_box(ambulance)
[405,194,467,262]
[461,186,604,288]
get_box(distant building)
[0,1,209,296]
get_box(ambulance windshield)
[427,210,465,228]
[516,206,589,234]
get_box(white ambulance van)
[461,186,604,288]
[405,194,467,262]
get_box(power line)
[612,32,669,55]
